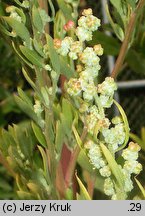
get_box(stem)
[111,0,145,79]
[65,126,88,187]
[38,0,49,34]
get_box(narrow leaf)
[31,121,47,148]
[20,45,44,68]
[18,88,33,107]
[76,173,91,200]
[37,145,50,181]
[135,178,145,199]
[46,34,60,73]
[55,120,64,155]
[12,42,33,68]
[57,0,73,21]
[114,100,130,151]
[100,143,125,188]
[32,5,43,33]
[3,17,30,47]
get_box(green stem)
[111,0,145,79]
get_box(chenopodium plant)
[0,0,143,200]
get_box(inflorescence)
[54,8,142,199]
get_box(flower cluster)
[102,121,125,151]
[85,140,111,178]
[54,9,125,152]
[98,77,117,108]
[104,142,142,199]
[85,140,141,199]
[76,9,100,42]
[54,9,142,199]
[122,142,142,182]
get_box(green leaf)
[14,96,38,123]
[126,49,145,75]
[55,120,64,156]
[27,182,41,197]
[37,145,50,181]
[76,174,91,200]
[32,5,43,33]
[13,123,35,159]
[57,0,73,21]
[113,24,124,41]
[46,35,74,78]
[2,17,30,47]
[0,3,5,16]
[90,31,120,56]
[62,98,73,129]
[31,121,47,148]
[48,0,55,21]
[110,0,125,17]
[33,38,45,57]
[126,0,136,9]
[114,100,130,151]
[0,23,13,36]
[60,99,74,138]
[20,45,44,68]
[17,191,34,199]
[141,127,145,143]
[106,5,124,41]
[46,34,61,74]
[22,68,36,90]
[135,178,145,199]
[72,125,82,149]
[17,88,33,108]
[0,129,16,155]
[14,0,27,7]
[100,143,125,188]
[41,87,50,107]
[12,42,34,69]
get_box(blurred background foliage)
[0,0,145,199]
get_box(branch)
[111,0,145,79]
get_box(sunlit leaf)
[135,178,145,199]
[32,5,43,33]
[114,100,130,151]
[2,17,30,47]
[100,143,125,189]
[76,173,91,200]
[31,121,47,148]
[57,0,73,21]
[20,45,44,68]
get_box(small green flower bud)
[99,165,111,177]
[104,178,115,196]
